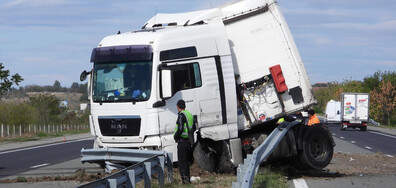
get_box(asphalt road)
[327,123,396,156]
[0,138,93,179]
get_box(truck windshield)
[92,61,152,103]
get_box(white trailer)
[325,100,341,124]
[341,93,370,131]
[80,0,334,172]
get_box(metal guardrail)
[232,121,299,188]
[79,148,173,188]
[369,118,380,126]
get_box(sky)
[0,0,395,87]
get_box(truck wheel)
[193,141,216,172]
[217,141,235,173]
[295,124,334,170]
[340,123,346,131]
[360,126,367,131]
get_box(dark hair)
[308,109,315,115]
[177,100,186,109]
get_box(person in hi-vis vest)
[174,100,193,184]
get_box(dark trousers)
[177,140,191,184]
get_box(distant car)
[324,100,341,124]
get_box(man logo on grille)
[111,121,127,134]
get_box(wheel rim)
[309,136,327,159]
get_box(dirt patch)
[0,163,235,187]
[327,153,396,176]
[2,153,394,186]
[287,152,396,180]
[0,170,107,184]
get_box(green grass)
[137,167,287,188]
[133,172,236,188]
[16,176,27,182]
[253,168,287,188]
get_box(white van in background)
[325,100,341,124]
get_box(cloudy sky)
[0,0,395,87]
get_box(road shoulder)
[0,133,93,152]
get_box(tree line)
[0,62,89,126]
[6,81,88,100]
[0,94,89,126]
[313,70,396,126]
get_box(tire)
[360,126,367,131]
[217,141,235,173]
[295,124,334,170]
[340,122,346,131]
[193,141,216,172]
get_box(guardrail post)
[166,152,173,183]
[127,169,136,188]
[236,164,242,183]
[107,179,117,188]
[144,161,151,188]
[158,155,165,186]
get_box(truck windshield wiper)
[117,98,142,103]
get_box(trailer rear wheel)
[340,122,347,130]
[295,124,334,170]
[193,141,216,172]
[360,126,367,131]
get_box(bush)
[0,102,39,125]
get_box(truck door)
[158,61,202,134]
[356,94,369,121]
[158,57,223,133]
[342,94,357,121]
[194,58,222,127]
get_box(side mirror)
[161,69,173,99]
[80,70,91,81]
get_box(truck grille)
[98,117,141,136]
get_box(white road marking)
[293,178,309,188]
[340,137,345,139]
[332,133,336,136]
[365,146,372,150]
[386,154,394,158]
[350,141,356,144]
[0,138,93,155]
[369,131,396,139]
[30,163,49,169]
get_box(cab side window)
[171,63,202,94]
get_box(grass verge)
[0,165,287,188]
[253,167,287,188]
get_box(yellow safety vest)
[175,110,193,138]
